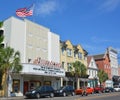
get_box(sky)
[0,0,120,63]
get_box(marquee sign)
[33,57,62,68]
[21,63,65,77]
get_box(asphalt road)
[1,92,120,100]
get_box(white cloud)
[35,0,59,16]
[99,0,120,12]
[90,36,120,44]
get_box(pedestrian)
[81,86,87,96]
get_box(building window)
[78,52,82,59]
[44,81,51,86]
[62,62,65,69]
[13,79,20,93]
[67,48,72,57]
[89,70,90,75]
[28,32,33,37]
[61,48,65,54]
[67,49,72,57]
[74,52,77,58]
[91,62,93,66]
[67,63,72,72]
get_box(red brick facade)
[94,54,112,80]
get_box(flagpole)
[30,3,35,23]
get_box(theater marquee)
[21,63,65,77]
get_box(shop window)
[13,79,20,93]
[30,81,41,90]
[44,81,51,86]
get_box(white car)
[114,85,120,92]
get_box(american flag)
[16,5,33,17]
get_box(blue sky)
[0,0,120,63]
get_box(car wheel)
[63,92,66,97]
[50,93,54,98]
[85,93,88,96]
[36,93,40,99]
[98,91,101,93]
[71,92,75,96]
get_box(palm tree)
[97,69,108,87]
[72,61,87,89]
[0,47,23,97]
[0,21,23,97]
[0,21,4,95]
[0,21,3,28]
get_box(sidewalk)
[0,96,25,100]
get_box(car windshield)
[114,85,119,88]
[59,86,66,90]
[33,86,42,91]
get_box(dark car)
[25,85,54,99]
[54,85,75,97]
[105,87,115,93]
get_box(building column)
[77,78,80,89]
[20,75,23,96]
[60,77,63,87]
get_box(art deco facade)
[0,16,65,97]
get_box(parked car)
[75,87,94,95]
[75,88,82,95]
[94,86,105,93]
[86,87,94,94]
[25,85,55,99]
[104,87,115,93]
[114,85,120,92]
[54,85,75,97]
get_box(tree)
[0,21,3,28]
[97,69,108,86]
[72,61,87,89]
[0,21,4,91]
[0,21,23,97]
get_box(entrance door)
[24,81,28,95]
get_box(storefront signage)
[21,63,65,77]
[33,57,61,68]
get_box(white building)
[87,56,98,87]
[3,16,65,96]
[107,47,119,86]
[107,47,119,76]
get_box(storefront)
[87,78,98,87]
[8,60,65,97]
[63,72,89,89]
[112,76,120,86]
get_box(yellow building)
[60,40,88,89]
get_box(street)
[1,92,120,100]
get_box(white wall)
[87,57,98,79]
[48,32,60,63]
[4,17,26,63]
